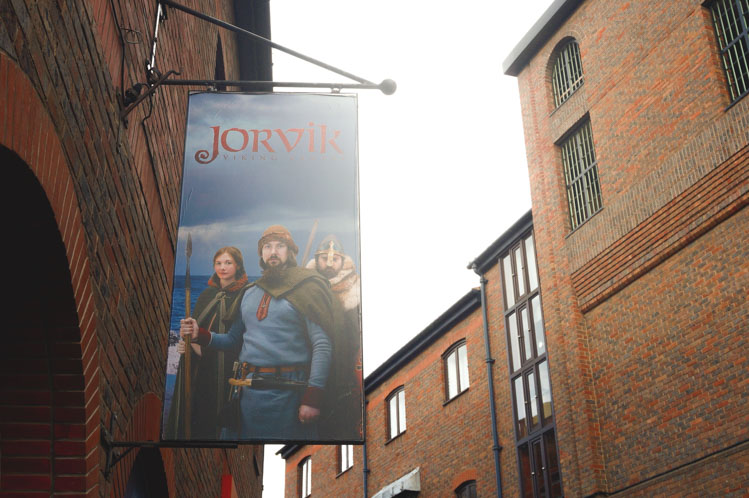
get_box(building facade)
[0,1,270,495]
[282,212,542,497]
[503,0,748,495]
[283,1,747,497]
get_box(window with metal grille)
[709,0,749,103]
[338,444,353,473]
[551,40,584,107]
[444,341,470,401]
[561,120,602,230]
[387,387,406,440]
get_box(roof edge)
[467,209,533,273]
[502,0,584,76]
[364,288,481,394]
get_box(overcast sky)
[257,0,556,495]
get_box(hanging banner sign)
[162,92,363,444]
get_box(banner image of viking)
[306,235,363,439]
[180,225,343,441]
[165,246,249,439]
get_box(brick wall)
[512,0,748,495]
[0,1,262,495]
[365,309,495,497]
[586,206,748,492]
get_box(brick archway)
[0,53,99,496]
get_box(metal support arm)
[101,423,237,479]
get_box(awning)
[372,467,421,498]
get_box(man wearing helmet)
[181,225,338,441]
[307,235,363,439]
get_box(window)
[551,40,584,107]
[299,457,311,498]
[561,120,602,230]
[501,232,562,498]
[518,431,562,498]
[455,480,477,498]
[387,387,406,440]
[338,444,353,473]
[444,341,470,400]
[709,0,749,103]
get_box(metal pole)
[159,79,395,94]
[160,0,375,85]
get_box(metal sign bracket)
[100,415,237,480]
[120,0,396,124]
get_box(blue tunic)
[207,285,332,440]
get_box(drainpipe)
[363,399,369,498]
[473,264,503,498]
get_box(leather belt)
[240,362,305,376]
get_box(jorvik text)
[194,123,343,164]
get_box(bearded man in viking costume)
[307,235,363,439]
[181,225,339,441]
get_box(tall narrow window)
[501,231,562,497]
[299,457,311,498]
[561,120,602,230]
[551,40,584,107]
[444,341,470,400]
[339,444,353,473]
[709,0,749,102]
[387,387,406,440]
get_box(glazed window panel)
[444,341,470,400]
[531,296,545,356]
[446,350,459,398]
[561,120,602,230]
[527,370,540,431]
[515,245,526,297]
[502,254,516,308]
[458,343,470,391]
[710,0,749,102]
[519,444,534,498]
[552,40,584,107]
[508,311,521,373]
[387,387,406,440]
[521,307,533,362]
[339,444,353,473]
[532,439,548,497]
[389,395,398,438]
[525,234,539,292]
[398,389,406,432]
[299,457,311,498]
[538,360,553,423]
[514,376,528,439]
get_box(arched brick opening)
[0,53,99,495]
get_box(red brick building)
[504,0,747,495]
[282,0,747,497]
[0,1,270,496]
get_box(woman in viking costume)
[165,246,249,439]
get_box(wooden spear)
[184,233,192,438]
[301,219,319,267]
